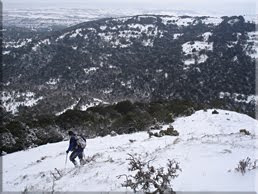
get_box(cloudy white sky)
[2,0,257,15]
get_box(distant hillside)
[2,15,256,117]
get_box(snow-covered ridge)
[202,17,223,25]
[52,15,225,49]
[4,15,255,54]
[80,98,109,111]
[70,28,83,38]
[55,99,80,116]
[160,16,223,27]
[97,15,223,48]
[55,98,109,115]
[98,23,161,48]
[32,39,50,51]
[3,109,258,192]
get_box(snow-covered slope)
[3,109,258,192]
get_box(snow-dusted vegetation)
[2,15,256,118]
[3,109,258,192]
[1,91,43,114]
[182,40,213,66]
[245,31,258,58]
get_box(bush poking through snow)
[239,129,251,135]
[235,157,258,175]
[36,156,48,163]
[50,168,63,181]
[84,154,100,163]
[129,139,136,143]
[110,131,118,136]
[22,187,28,194]
[117,154,181,194]
[212,110,219,114]
[160,127,179,136]
[148,126,179,138]
[150,123,162,130]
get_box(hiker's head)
[68,131,75,136]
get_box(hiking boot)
[72,160,78,167]
[80,159,85,166]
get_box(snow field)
[2,109,258,192]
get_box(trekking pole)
[65,153,68,169]
[83,151,85,160]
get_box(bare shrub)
[235,157,258,175]
[118,154,181,194]
[22,187,28,194]
[50,168,62,180]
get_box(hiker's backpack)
[76,135,87,149]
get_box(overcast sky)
[2,0,257,15]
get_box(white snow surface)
[3,109,258,192]
[173,33,182,40]
[202,32,212,42]
[83,67,99,74]
[80,98,109,111]
[55,100,80,116]
[228,18,240,25]
[46,78,59,85]
[197,54,209,63]
[32,39,50,51]
[182,40,213,66]
[202,17,223,25]
[160,16,196,26]
[184,58,195,66]
[4,39,32,49]
[70,29,83,38]
[160,16,223,27]
[98,23,162,48]
[3,51,11,55]
[182,41,213,55]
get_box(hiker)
[66,131,86,167]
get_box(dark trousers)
[69,149,83,162]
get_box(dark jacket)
[67,135,83,152]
